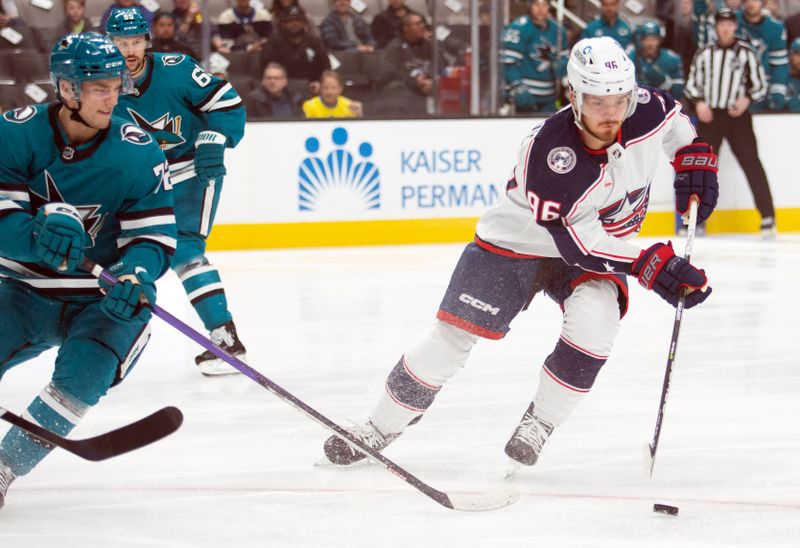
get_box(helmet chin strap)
[64,101,95,129]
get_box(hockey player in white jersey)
[320,37,719,471]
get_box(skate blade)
[197,358,244,377]
[504,459,525,480]
[314,454,372,468]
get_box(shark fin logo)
[126,108,186,151]
[298,127,380,213]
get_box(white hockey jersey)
[476,86,696,275]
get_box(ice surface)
[0,236,798,547]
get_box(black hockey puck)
[653,503,679,516]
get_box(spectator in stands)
[788,37,800,111]
[320,0,375,53]
[740,0,790,111]
[631,20,685,100]
[303,70,362,117]
[373,12,444,116]
[787,11,800,45]
[216,0,272,53]
[100,0,154,32]
[150,11,198,59]
[581,0,634,53]
[245,62,302,118]
[260,6,330,95]
[172,0,202,41]
[62,0,94,34]
[371,0,423,50]
[270,0,301,21]
[0,0,23,28]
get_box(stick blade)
[76,406,184,461]
[447,486,521,512]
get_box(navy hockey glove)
[632,242,711,309]
[99,263,156,323]
[32,202,86,273]
[672,140,719,223]
[194,131,227,184]
[509,82,535,110]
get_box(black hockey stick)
[81,259,518,512]
[645,199,699,477]
[0,405,183,461]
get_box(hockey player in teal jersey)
[738,0,789,111]
[631,21,685,100]
[788,38,800,112]
[106,8,247,376]
[0,33,176,508]
[580,0,634,54]
[501,0,568,113]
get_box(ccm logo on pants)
[459,294,500,315]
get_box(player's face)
[320,76,342,105]
[578,92,629,142]
[529,1,549,24]
[78,77,122,129]
[112,35,148,76]
[641,35,660,57]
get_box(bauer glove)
[32,202,86,273]
[631,242,711,309]
[99,263,157,323]
[194,131,227,185]
[672,140,719,223]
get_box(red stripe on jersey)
[474,236,545,259]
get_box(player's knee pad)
[404,320,478,385]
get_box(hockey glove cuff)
[99,263,157,323]
[672,140,719,223]
[632,242,711,309]
[194,131,227,185]
[509,82,535,110]
[33,202,86,273]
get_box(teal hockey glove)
[194,131,227,184]
[33,202,86,273]
[99,263,156,323]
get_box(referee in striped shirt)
[685,7,776,236]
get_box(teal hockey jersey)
[630,47,685,100]
[581,16,634,53]
[115,52,245,184]
[738,13,789,96]
[0,103,176,300]
[788,75,800,111]
[501,15,568,101]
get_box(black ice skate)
[321,421,400,466]
[195,320,246,376]
[504,402,554,477]
[760,216,777,240]
[0,463,16,509]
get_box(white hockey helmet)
[567,36,638,126]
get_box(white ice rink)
[0,235,798,547]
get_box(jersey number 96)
[527,190,562,222]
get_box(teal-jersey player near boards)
[106,7,247,376]
[0,33,176,508]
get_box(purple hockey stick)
[83,258,517,512]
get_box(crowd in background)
[0,0,798,119]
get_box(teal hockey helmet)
[635,21,664,46]
[50,32,134,100]
[105,7,151,39]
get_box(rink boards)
[209,115,800,250]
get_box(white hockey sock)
[532,366,588,427]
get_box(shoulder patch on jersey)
[120,123,153,145]
[4,105,37,124]
[161,54,186,66]
[547,146,577,174]
[637,88,651,104]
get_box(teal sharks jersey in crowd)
[788,75,800,111]
[115,52,245,184]
[581,16,634,53]
[737,13,789,96]
[501,15,569,102]
[0,103,176,301]
[630,47,685,100]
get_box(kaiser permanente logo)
[298,127,380,212]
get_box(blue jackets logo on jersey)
[547,147,577,174]
[298,127,381,212]
[126,108,186,150]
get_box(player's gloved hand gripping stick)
[645,199,700,477]
[80,258,518,512]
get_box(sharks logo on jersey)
[126,108,186,150]
[120,123,153,146]
[4,105,37,124]
[29,171,106,246]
